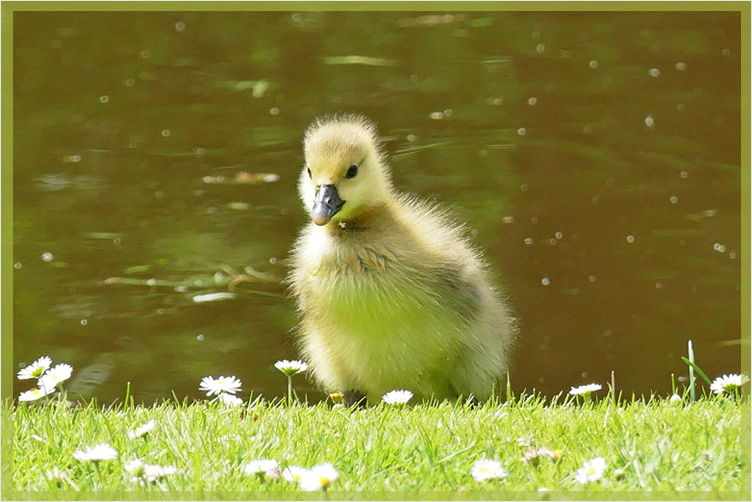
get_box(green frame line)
[1,2,749,500]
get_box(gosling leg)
[343,390,367,408]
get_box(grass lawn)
[2,390,749,498]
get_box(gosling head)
[299,114,393,226]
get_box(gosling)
[289,114,516,405]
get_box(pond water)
[12,10,742,404]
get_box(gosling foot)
[343,390,367,408]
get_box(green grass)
[2,391,749,497]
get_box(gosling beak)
[311,184,345,226]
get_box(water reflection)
[12,11,742,404]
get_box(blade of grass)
[124,381,131,411]
[681,357,712,386]
[671,373,676,395]
[506,372,513,403]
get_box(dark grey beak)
[311,184,345,226]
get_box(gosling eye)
[346,165,358,179]
[307,167,312,179]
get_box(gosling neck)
[323,203,392,235]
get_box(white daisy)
[669,393,683,404]
[143,464,178,483]
[18,386,56,402]
[470,459,508,482]
[710,374,749,395]
[569,383,602,396]
[282,465,308,483]
[199,375,242,396]
[127,419,156,439]
[522,446,555,466]
[38,363,73,390]
[575,457,607,484]
[124,458,145,476]
[244,459,280,477]
[217,393,244,407]
[73,443,118,462]
[17,356,52,380]
[382,389,414,405]
[45,467,68,484]
[274,360,308,376]
[298,463,338,491]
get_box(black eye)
[307,167,312,179]
[346,165,358,179]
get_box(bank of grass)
[2,391,749,497]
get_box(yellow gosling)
[289,114,516,404]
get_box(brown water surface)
[12,11,742,404]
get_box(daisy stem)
[671,373,676,395]
[93,461,105,488]
[124,381,131,409]
[287,375,293,406]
